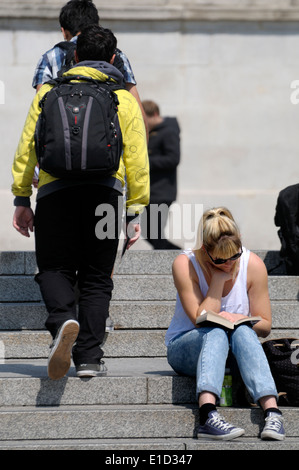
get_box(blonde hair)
[194,207,242,275]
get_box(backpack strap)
[39,75,122,109]
[54,41,77,77]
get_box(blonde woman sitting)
[165,207,285,441]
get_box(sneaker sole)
[76,369,107,378]
[197,428,245,440]
[48,320,79,380]
[261,430,285,441]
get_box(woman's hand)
[207,263,235,286]
[218,311,246,323]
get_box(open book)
[196,310,262,330]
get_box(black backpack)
[274,183,299,275]
[34,75,123,179]
[262,338,299,406]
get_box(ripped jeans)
[167,325,277,403]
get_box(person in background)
[33,0,138,97]
[165,207,285,441]
[142,100,180,249]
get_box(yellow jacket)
[12,65,149,216]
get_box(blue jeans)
[167,325,277,403]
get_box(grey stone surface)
[268,276,299,301]
[0,273,298,302]
[0,302,47,330]
[0,249,288,275]
[0,276,41,302]
[0,252,25,275]
[2,0,299,22]
[1,328,298,360]
[0,405,297,441]
[0,438,187,451]
[187,437,299,451]
[271,301,299,328]
[0,358,173,379]
[0,405,197,440]
[1,299,299,331]
[0,436,298,450]
[0,376,148,407]
[0,330,168,358]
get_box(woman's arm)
[247,252,272,338]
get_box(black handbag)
[262,338,299,406]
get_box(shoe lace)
[209,413,233,431]
[264,414,283,432]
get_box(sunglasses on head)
[205,247,243,265]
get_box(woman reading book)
[165,207,285,440]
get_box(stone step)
[0,357,294,408]
[0,437,298,451]
[0,250,177,275]
[0,357,261,407]
[0,404,297,441]
[0,274,298,302]
[0,250,288,275]
[0,274,177,301]
[0,330,167,358]
[2,327,299,360]
[0,438,190,451]
[0,301,176,330]
[0,300,298,331]
[0,358,297,450]
[0,359,172,407]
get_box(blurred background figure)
[142,100,181,250]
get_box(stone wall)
[1,1,299,250]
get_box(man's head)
[142,100,163,131]
[76,25,117,64]
[59,0,99,38]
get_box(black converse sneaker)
[76,360,107,377]
[197,410,245,440]
[261,412,285,440]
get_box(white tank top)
[165,247,251,346]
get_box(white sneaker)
[48,319,79,380]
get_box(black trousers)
[142,203,181,250]
[34,185,121,365]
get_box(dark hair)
[76,25,117,63]
[59,0,99,36]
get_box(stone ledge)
[1,0,299,22]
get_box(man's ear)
[61,27,73,41]
[110,53,116,65]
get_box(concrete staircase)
[0,249,298,451]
